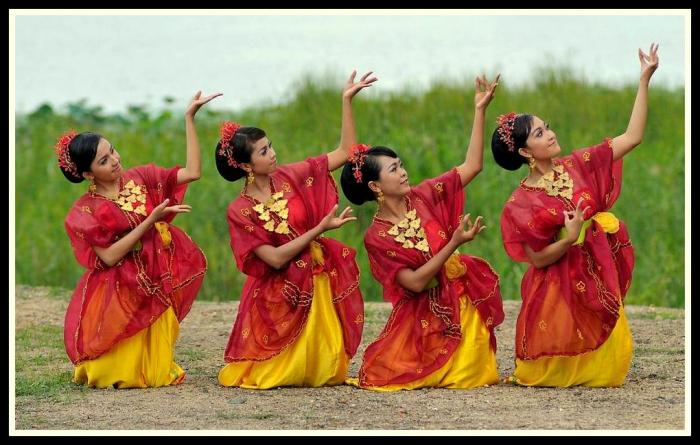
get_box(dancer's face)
[370,155,410,199]
[247,137,277,175]
[519,116,561,161]
[85,138,122,182]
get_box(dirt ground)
[13,285,686,432]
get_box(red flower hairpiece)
[348,143,370,183]
[54,130,79,177]
[219,121,242,168]
[496,112,518,152]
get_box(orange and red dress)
[219,154,364,388]
[501,139,635,387]
[63,164,206,388]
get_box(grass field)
[14,69,685,306]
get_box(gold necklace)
[111,179,147,216]
[252,191,290,234]
[535,164,574,200]
[386,208,429,252]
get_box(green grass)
[15,324,83,400]
[14,69,685,307]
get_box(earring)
[527,157,536,170]
[376,190,385,207]
[88,177,97,194]
[246,171,255,185]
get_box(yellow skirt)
[511,307,633,387]
[73,306,185,389]
[218,272,348,389]
[348,295,499,391]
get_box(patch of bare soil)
[14,285,685,432]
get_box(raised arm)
[177,90,223,185]
[455,74,500,187]
[611,43,659,161]
[327,71,378,172]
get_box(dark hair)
[490,113,534,171]
[215,127,267,182]
[340,146,398,205]
[60,132,103,183]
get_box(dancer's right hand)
[451,213,486,246]
[185,90,223,118]
[148,199,192,222]
[318,204,357,232]
[342,70,378,102]
[563,198,591,243]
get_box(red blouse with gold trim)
[358,169,504,387]
[500,139,634,361]
[63,164,206,364]
[224,154,363,362]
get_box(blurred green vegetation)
[15,69,685,307]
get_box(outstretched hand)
[185,90,223,118]
[148,199,192,222]
[639,43,659,82]
[343,70,378,102]
[474,73,500,110]
[451,213,486,246]
[563,198,591,244]
[319,204,357,232]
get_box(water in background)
[13,13,685,114]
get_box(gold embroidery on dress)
[252,191,290,234]
[434,182,444,193]
[576,281,586,293]
[547,208,557,215]
[240,208,251,217]
[354,314,364,324]
[583,151,591,162]
[281,182,292,192]
[388,208,429,253]
[113,179,148,216]
[242,328,250,339]
[420,319,429,329]
[538,320,547,331]
[535,164,574,200]
[581,191,592,200]
[305,177,314,187]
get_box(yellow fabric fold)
[511,307,633,387]
[73,306,184,389]
[348,295,498,391]
[218,271,347,389]
[558,211,620,245]
[154,221,172,247]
